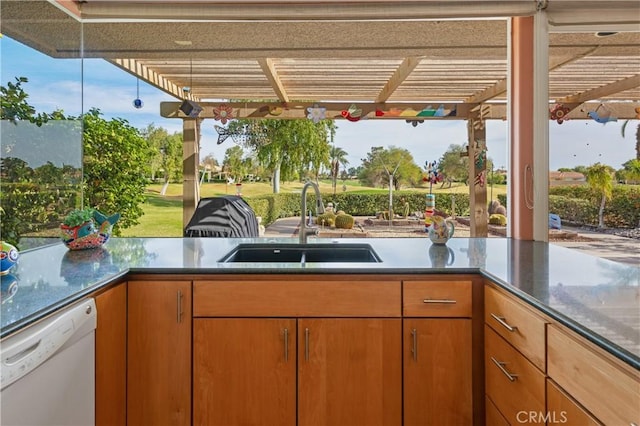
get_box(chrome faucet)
[299,181,324,244]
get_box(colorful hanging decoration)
[635,106,640,119]
[341,104,362,122]
[587,104,617,124]
[306,104,327,123]
[549,103,570,124]
[132,78,144,109]
[474,170,486,187]
[212,104,234,124]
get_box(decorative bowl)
[0,241,19,275]
[60,211,120,250]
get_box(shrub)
[334,213,355,229]
[489,214,507,226]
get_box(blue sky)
[2,36,636,171]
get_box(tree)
[82,108,152,233]
[227,118,335,193]
[620,119,640,160]
[618,158,640,183]
[0,77,63,126]
[437,144,468,185]
[585,162,614,228]
[223,145,251,183]
[142,124,183,194]
[329,146,349,194]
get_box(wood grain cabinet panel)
[484,285,547,371]
[194,279,401,317]
[547,324,640,426]
[403,280,472,318]
[403,319,472,426]
[193,319,296,426]
[546,379,602,426]
[298,318,402,426]
[127,280,191,426]
[485,395,509,426]
[95,283,126,426]
[484,325,545,425]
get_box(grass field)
[121,181,507,237]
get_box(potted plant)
[60,208,120,250]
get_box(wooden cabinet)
[547,379,602,426]
[298,318,402,426]
[127,280,191,426]
[95,283,127,426]
[484,284,547,425]
[193,318,296,426]
[547,324,640,425]
[402,279,473,426]
[193,276,402,426]
[403,319,472,425]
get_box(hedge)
[245,191,470,227]
[498,185,640,228]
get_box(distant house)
[549,171,586,186]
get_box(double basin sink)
[220,243,381,263]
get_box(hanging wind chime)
[132,78,144,109]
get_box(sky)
[1,36,637,172]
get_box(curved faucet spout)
[300,181,324,244]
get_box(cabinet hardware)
[176,290,183,323]
[283,328,289,362]
[490,313,517,332]
[304,328,310,361]
[411,328,418,361]
[423,298,456,304]
[491,356,518,382]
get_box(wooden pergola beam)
[558,74,640,104]
[257,58,290,103]
[109,58,197,101]
[375,57,422,103]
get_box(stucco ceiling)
[2,1,639,119]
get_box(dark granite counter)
[1,237,638,369]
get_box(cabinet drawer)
[546,379,601,426]
[403,280,471,317]
[485,325,545,425]
[193,280,401,317]
[484,285,546,371]
[547,324,640,426]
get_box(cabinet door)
[547,379,602,426]
[127,280,191,426]
[403,319,472,426]
[95,283,126,426]
[193,318,296,426]
[298,319,402,426]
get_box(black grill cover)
[184,196,259,238]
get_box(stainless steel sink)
[219,243,381,263]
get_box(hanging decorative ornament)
[340,104,362,122]
[549,103,570,124]
[587,104,617,124]
[306,104,326,123]
[405,119,422,127]
[132,78,144,109]
[213,104,234,124]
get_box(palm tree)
[585,163,614,228]
[329,146,349,194]
[621,119,640,160]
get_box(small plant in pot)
[60,208,120,250]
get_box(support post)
[467,116,488,237]
[182,118,200,231]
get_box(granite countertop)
[1,237,638,369]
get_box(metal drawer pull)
[176,290,183,323]
[304,328,310,361]
[423,299,457,304]
[283,328,289,361]
[491,357,518,382]
[411,328,418,361]
[490,313,517,332]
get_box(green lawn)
[122,181,507,237]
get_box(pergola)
[2,0,639,239]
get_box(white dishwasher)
[1,298,97,426]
